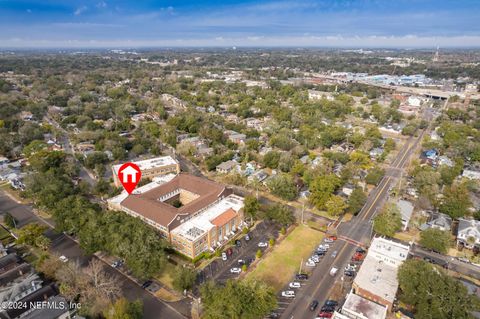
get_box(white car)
[324,238,334,243]
[289,282,301,289]
[310,255,320,263]
[318,244,329,250]
[258,242,268,248]
[281,291,295,298]
[222,252,227,261]
[306,260,316,267]
[230,267,242,274]
[59,255,68,263]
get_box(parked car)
[230,267,242,274]
[458,257,470,263]
[141,280,153,289]
[281,291,295,298]
[245,234,250,241]
[258,242,268,248]
[289,282,301,288]
[226,248,233,256]
[324,238,334,243]
[344,270,355,277]
[59,255,68,263]
[331,250,338,258]
[316,250,326,256]
[356,247,366,254]
[317,312,333,318]
[324,300,338,307]
[111,259,124,268]
[222,252,228,261]
[310,255,320,263]
[329,267,338,276]
[235,240,242,247]
[328,235,337,241]
[423,256,436,264]
[306,260,316,267]
[309,300,319,311]
[295,273,309,280]
[321,305,335,312]
[319,244,330,249]
[345,264,356,271]
[238,259,245,265]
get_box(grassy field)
[156,261,178,290]
[246,225,324,291]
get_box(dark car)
[321,305,335,312]
[424,256,436,264]
[295,273,309,280]
[344,270,355,277]
[226,248,233,256]
[324,300,338,307]
[356,247,366,254]
[235,240,241,247]
[309,300,319,311]
[316,250,326,256]
[141,280,153,289]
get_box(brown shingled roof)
[120,173,226,230]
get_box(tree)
[419,228,451,254]
[373,203,402,237]
[201,280,277,319]
[16,223,50,249]
[365,167,385,186]
[347,187,367,215]
[263,151,281,169]
[325,195,348,216]
[3,212,17,228]
[440,183,472,219]
[104,298,143,319]
[264,204,295,225]
[243,195,260,221]
[172,266,197,292]
[398,259,480,319]
[309,174,340,210]
[267,174,297,201]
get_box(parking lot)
[270,236,366,319]
[197,220,279,285]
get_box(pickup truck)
[330,266,338,276]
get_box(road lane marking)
[361,177,391,222]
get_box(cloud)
[96,1,107,9]
[74,6,87,16]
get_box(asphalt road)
[279,109,433,319]
[0,191,188,319]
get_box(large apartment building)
[107,173,244,259]
[112,156,180,187]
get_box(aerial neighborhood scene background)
[1,1,480,319]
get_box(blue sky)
[1,0,480,48]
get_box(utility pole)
[299,258,303,274]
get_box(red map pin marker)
[117,162,142,194]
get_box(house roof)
[342,292,387,319]
[120,173,226,230]
[211,208,238,227]
[458,219,480,240]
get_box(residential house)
[463,166,480,180]
[370,147,384,159]
[457,218,480,249]
[216,160,239,174]
[248,170,268,183]
[419,212,452,232]
[396,199,414,231]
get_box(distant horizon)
[1,0,479,49]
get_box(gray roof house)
[419,212,452,232]
[396,199,414,231]
[457,218,480,249]
[216,160,238,174]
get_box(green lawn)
[247,225,324,291]
[156,260,178,290]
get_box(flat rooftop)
[368,237,409,265]
[353,253,399,304]
[171,194,244,242]
[342,292,387,319]
[112,155,178,174]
